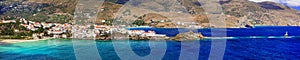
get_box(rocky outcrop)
[141,13,169,23]
[129,35,150,40]
[155,22,176,28]
[171,30,204,41]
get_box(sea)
[0,26,300,60]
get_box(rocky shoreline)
[0,30,206,43]
[170,30,204,41]
[71,30,205,41]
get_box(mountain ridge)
[0,0,299,28]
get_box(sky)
[249,0,300,10]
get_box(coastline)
[0,37,53,44]
[1,26,298,44]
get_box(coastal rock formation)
[129,35,150,40]
[155,22,176,28]
[171,31,204,41]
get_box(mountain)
[0,0,75,23]
[1,0,300,28]
[105,0,300,27]
[221,0,300,27]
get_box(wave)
[205,36,300,39]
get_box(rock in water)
[171,31,204,41]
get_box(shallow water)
[0,38,299,60]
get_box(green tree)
[31,28,45,33]
[90,25,95,29]
[132,19,145,26]
[1,29,14,35]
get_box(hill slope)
[1,0,299,28]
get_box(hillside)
[221,0,300,27]
[97,0,300,27]
[1,0,300,28]
[0,0,76,23]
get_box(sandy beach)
[0,38,52,44]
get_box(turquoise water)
[0,38,300,60]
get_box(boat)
[284,31,289,38]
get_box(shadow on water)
[0,52,58,60]
[0,42,23,48]
[129,40,151,57]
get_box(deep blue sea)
[1,26,300,60]
[128,26,300,37]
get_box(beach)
[0,38,52,44]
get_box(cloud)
[284,0,300,6]
[249,0,280,2]
[248,0,300,6]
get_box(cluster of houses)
[19,18,72,38]
[71,25,111,39]
[2,19,170,40]
[175,22,203,28]
[128,30,166,37]
[71,24,169,40]
[127,30,168,40]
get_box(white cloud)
[248,0,300,6]
[249,0,280,2]
[284,0,300,6]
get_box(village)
[1,19,190,40]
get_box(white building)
[19,18,28,23]
[94,25,107,30]
[128,30,145,35]
[0,20,16,23]
[53,35,60,38]
[27,24,38,31]
[34,22,42,27]
[62,34,68,38]
[41,22,54,28]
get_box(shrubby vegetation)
[132,19,146,26]
[0,0,75,23]
[0,22,32,39]
[0,36,25,39]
